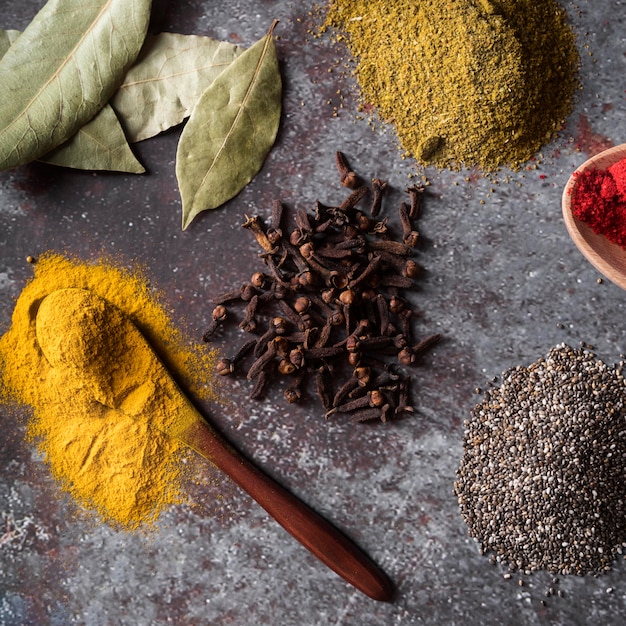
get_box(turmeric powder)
[0,252,218,530]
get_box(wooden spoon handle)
[179,419,394,602]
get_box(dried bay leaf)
[40,105,145,173]
[0,0,151,170]
[0,30,20,54]
[112,33,244,143]
[176,21,282,230]
[0,29,143,174]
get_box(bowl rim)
[562,142,626,290]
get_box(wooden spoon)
[562,143,626,290]
[35,288,394,602]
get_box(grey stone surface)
[1,1,626,624]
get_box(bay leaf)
[0,30,20,55]
[0,29,143,174]
[0,0,151,171]
[40,105,145,173]
[112,33,244,143]
[176,21,282,230]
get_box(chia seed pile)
[455,344,626,575]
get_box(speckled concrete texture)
[1,1,626,625]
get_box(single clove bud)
[370,178,388,217]
[335,151,359,188]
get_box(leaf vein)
[198,32,273,195]
[119,61,234,89]
[5,0,113,135]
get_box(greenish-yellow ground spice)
[324,0,580,171]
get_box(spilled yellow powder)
[0,252,218,530]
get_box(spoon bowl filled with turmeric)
[562,143,626,290]
[34,287,393,602]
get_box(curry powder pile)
[324,0,580,171]
[0,252,218,530]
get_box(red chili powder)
[571,157,626,248]
[609,158,626,199]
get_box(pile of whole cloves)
[203,152,441,422]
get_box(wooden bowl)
[562,143,626,289]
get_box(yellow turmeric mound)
[0,252,218,530]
